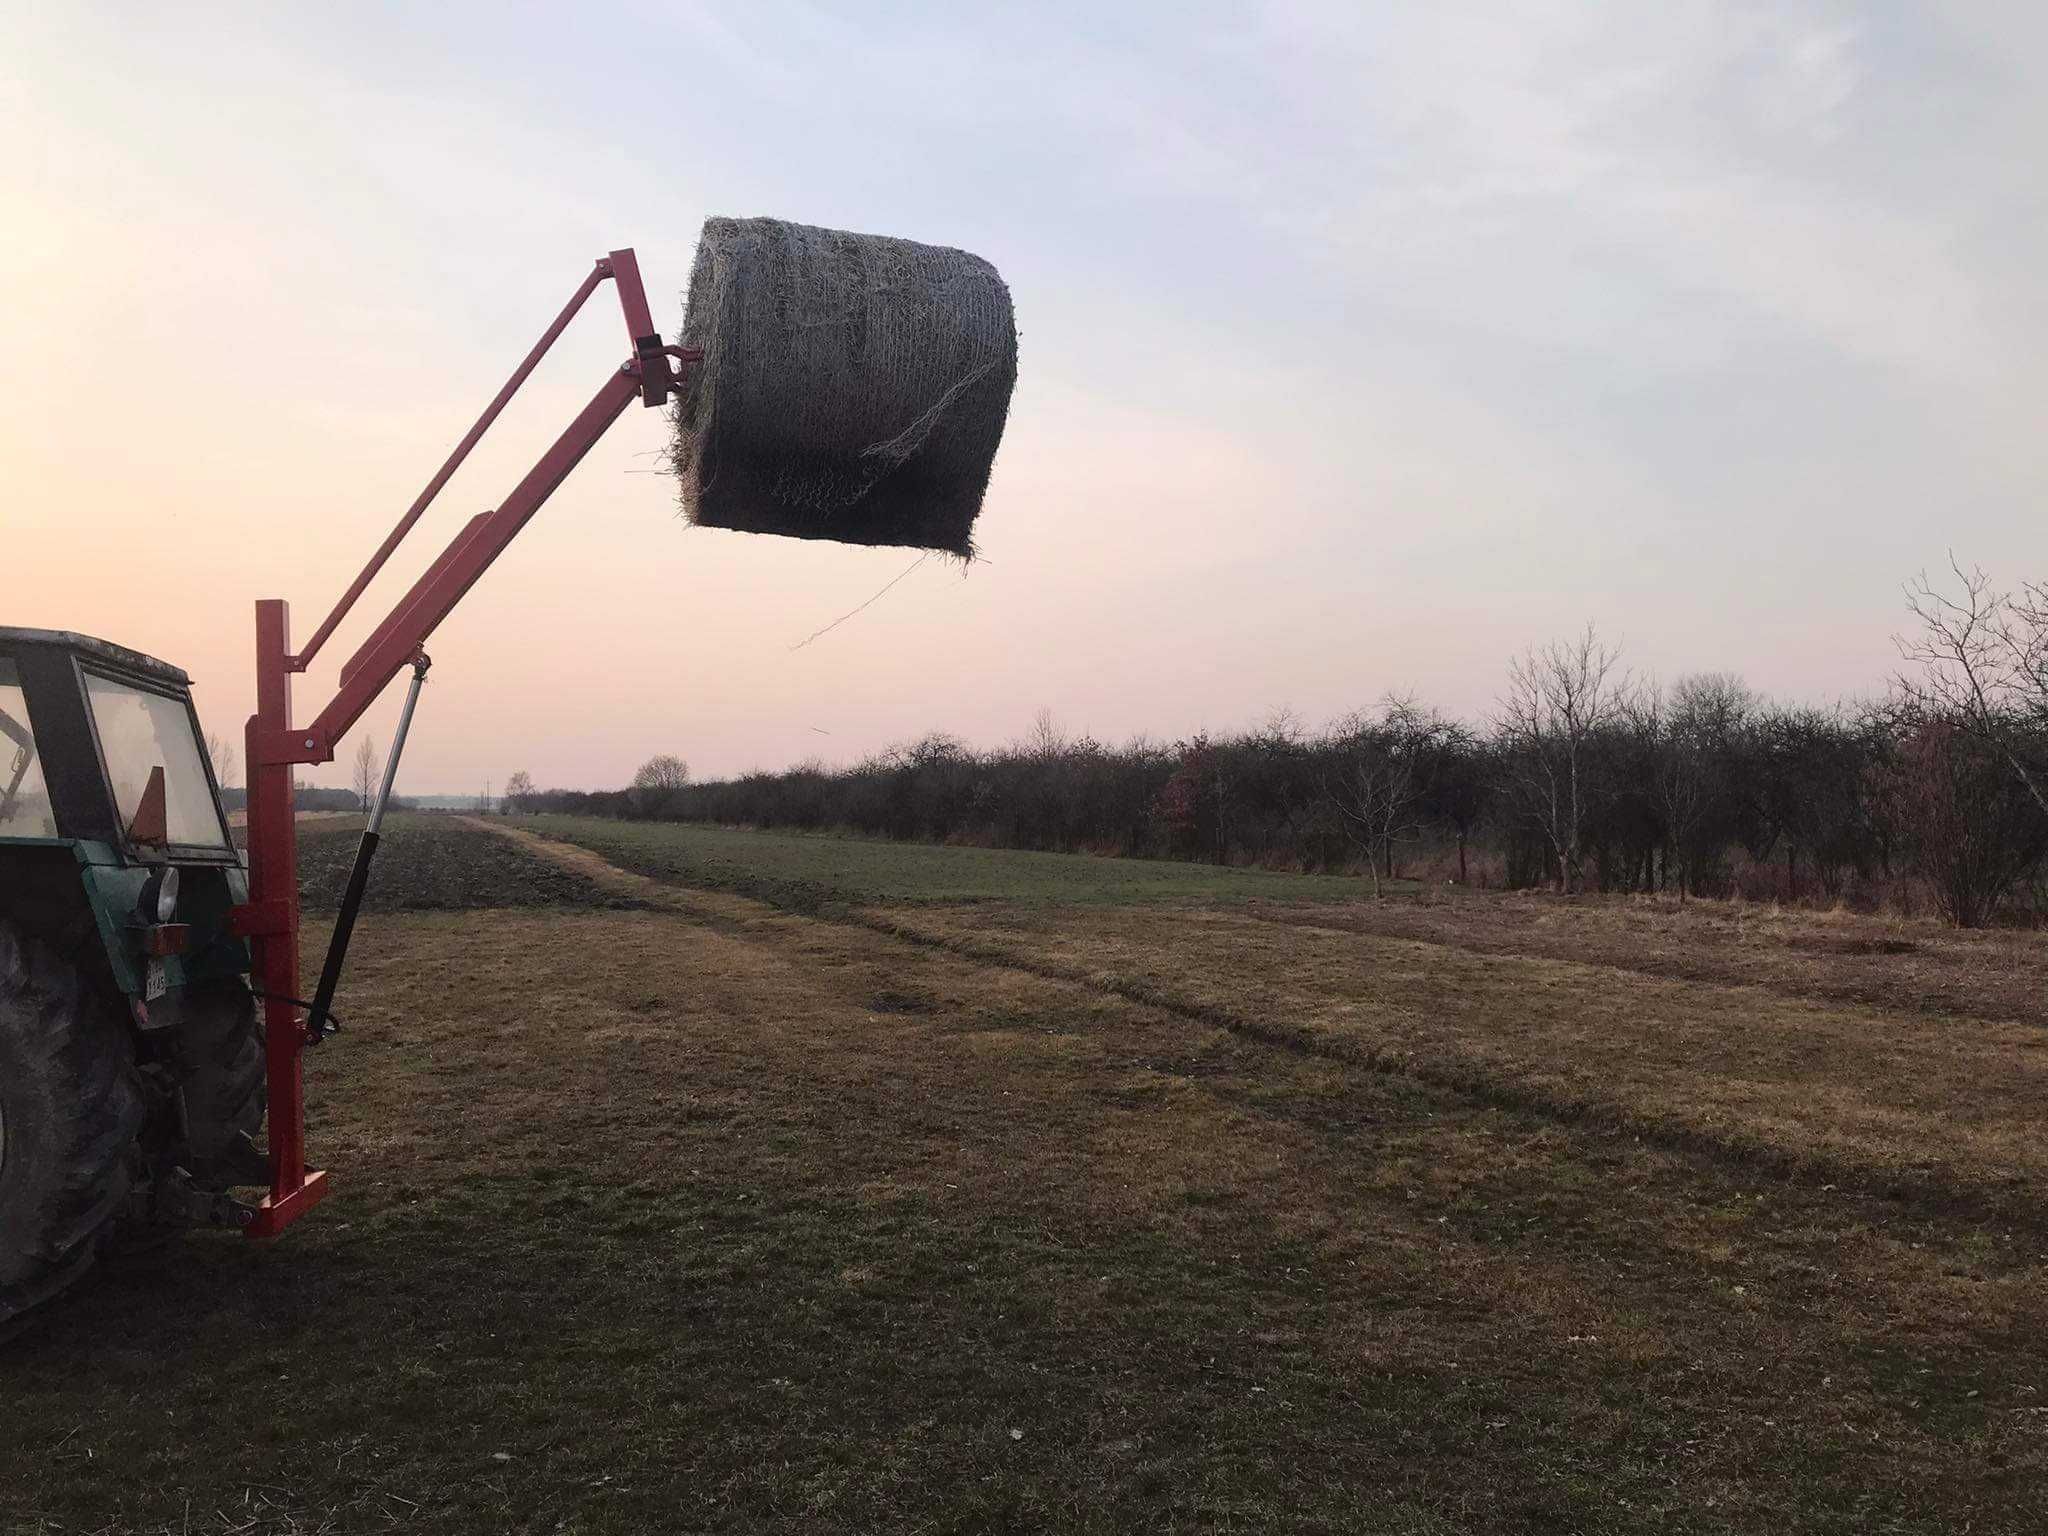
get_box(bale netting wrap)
[672,216,1017,557]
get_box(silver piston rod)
[305,653,431,1041]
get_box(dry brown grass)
[2,822,2043,1532]
[873,898,2048,1230]
[1245,889,2048,1028]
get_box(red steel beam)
[336,512,493,692]
[290,261,616,673]
[242,599,330,1236]
[306,366,643,752]
[608,247,657,344]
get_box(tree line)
[508,565,2048,928]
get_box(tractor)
[0,629,265,1317]
[1,249,694,1323]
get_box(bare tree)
[351,735,379,814]
[633,754,690,792]
[1650,690,1706,899]
[1899,558,2048,817]
[503,769,536,814]
[1419,721,1489,885]
[204,731,238,791]
[1497,625,1627,893]
[1259,704,1306,747]
[1619,682,1678,894]
[1025,708,1068,761]
[1322,695,1440,897]
[1629,674,1753,900]
[631,753,689,815]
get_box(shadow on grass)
[0,1172,1695,1536]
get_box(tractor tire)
[0,920,146,1324]
[172,976,267,1184]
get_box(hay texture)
[672,217,1017,557]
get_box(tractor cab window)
[0,660,57,839]
[83,672,231,851]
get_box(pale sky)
[4,3,2043,793]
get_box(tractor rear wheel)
[0,920,146,1323]
[170,976,267,1186]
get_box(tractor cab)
[0,627,247,1000]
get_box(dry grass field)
[3,814,2044,1533]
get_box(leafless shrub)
[1871,712,2046,928]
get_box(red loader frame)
[229,249,695,1237]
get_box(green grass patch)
[518,815,1381,911]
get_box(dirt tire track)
[474,818,2046,1235]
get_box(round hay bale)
[672,216,1017,557]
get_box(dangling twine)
[788,553,931,652]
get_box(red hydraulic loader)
[6,224,1013,1320]
[237,250,694,1237]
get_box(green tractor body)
[1,628,268,1322]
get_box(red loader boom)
[231,250,695,1237]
